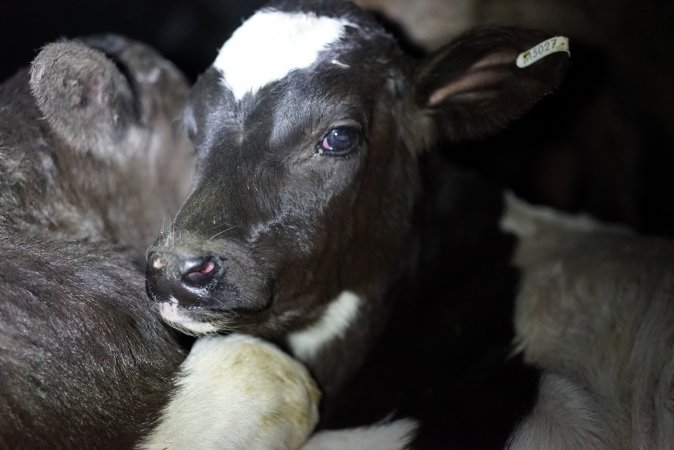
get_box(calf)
[0,36,193,448]
[145,0,565,429]
[503,195,674,449]
[147,0,674,448]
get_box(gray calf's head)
[146,0,568,343]
[21,35,193,253]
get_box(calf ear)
[414,28,570,142]
[29,40,136,158]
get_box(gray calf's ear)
[29,40,136,157]
[414,28,569,142]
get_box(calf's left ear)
[414,27,570,143]
[29,40,136,158]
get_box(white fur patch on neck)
[213,10,351,100]
[288,290,361,362]
[159,300,219,335]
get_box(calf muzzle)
[146,252,224,308]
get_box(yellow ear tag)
[516,36,570,69]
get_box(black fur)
[322,152,540,447]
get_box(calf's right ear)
[413,27,570,144]
[29,41,136,159]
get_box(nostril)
[149,253,166,270]
[145,252,168,302]
[180,257,220,287]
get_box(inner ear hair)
[427,50,519,105]
[414,27,570,142]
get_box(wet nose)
[146,252,222,307]
[180,256,218,287]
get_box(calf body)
[146,0,568,402]
[504,196,674,449]
[0,36,192,447]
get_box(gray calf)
[503,196,674,449]
[0,36,192,448]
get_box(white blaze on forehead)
[288,290,361,362]
[213,10,351,100]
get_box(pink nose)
[181,258,217,287]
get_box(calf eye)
[317,126,361,156]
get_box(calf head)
[30,35,189,166]
[21,35,193,254]
[146,0,568,382]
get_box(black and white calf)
[146,0,674,448]
[145,0,567,392]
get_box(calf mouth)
[149,294,275,337]
[155,298,226,336]
[145,249,274,336]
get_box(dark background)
[0,0,266,82]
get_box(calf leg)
[138,334,320,450]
